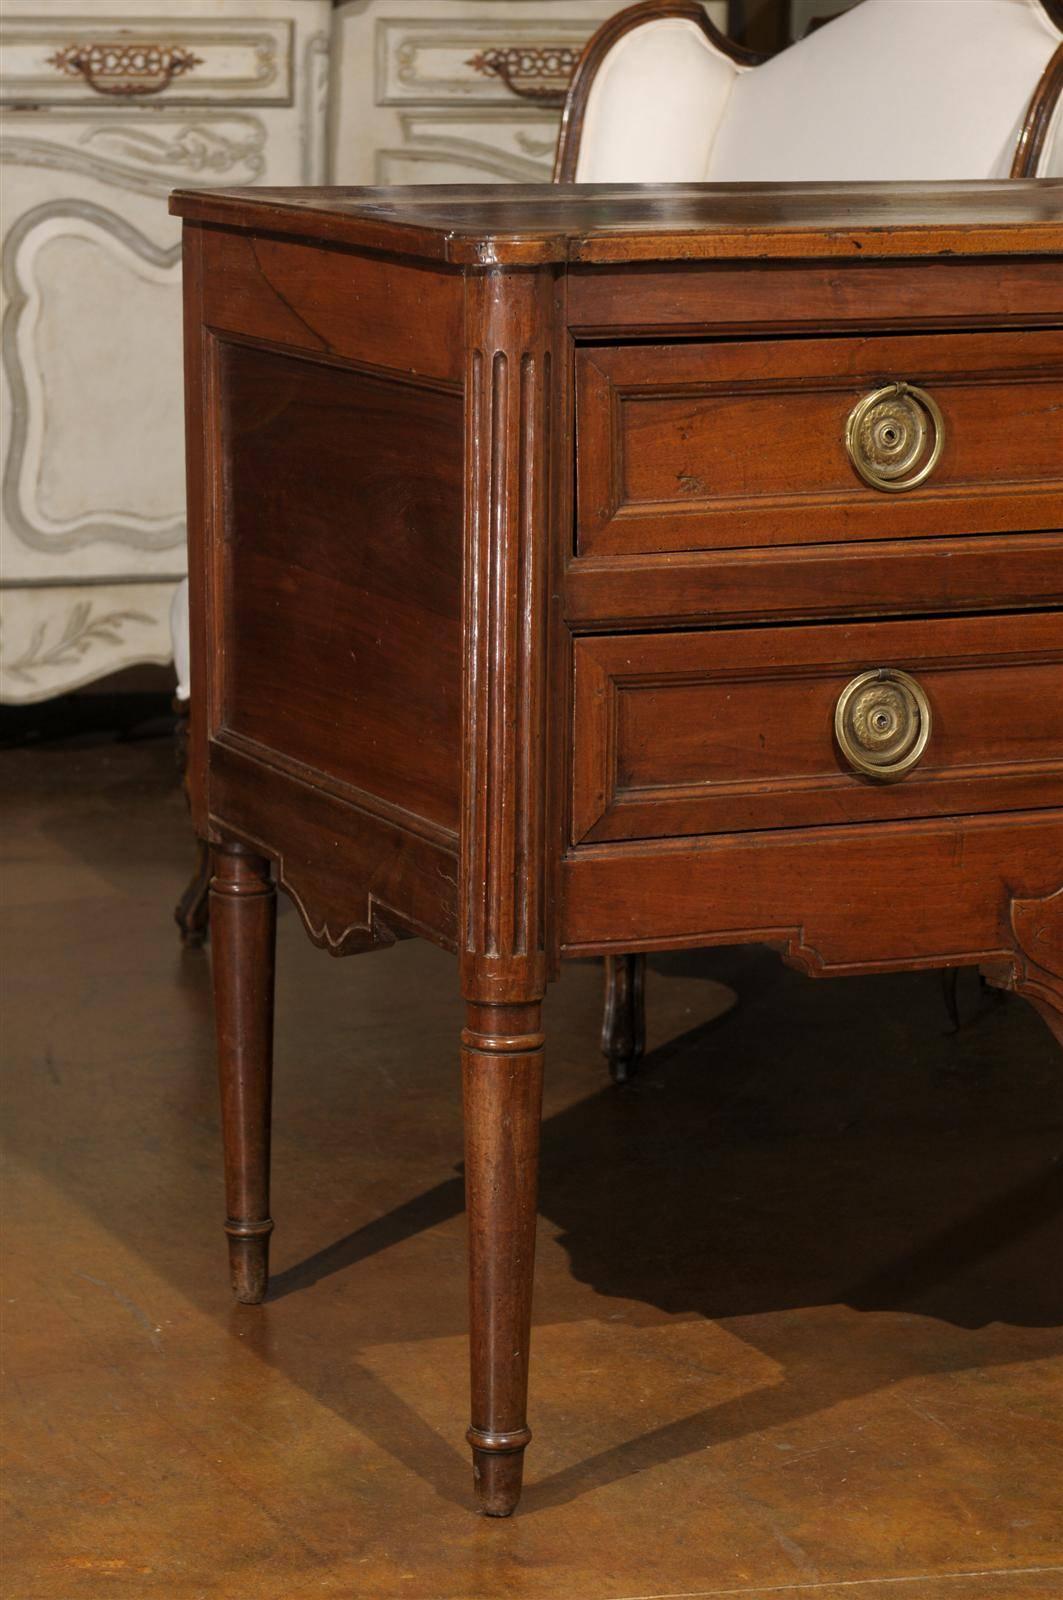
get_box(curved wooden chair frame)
[1013,40,1063,176]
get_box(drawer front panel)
[375,17,607,108]
[572,612,1063,843]
[575,330,1063,557]
[1,19,293,106]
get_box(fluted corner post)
[601,953,647,1084]
[210,841,277,1305]
[458,265,561,1515]
[983,886,1063,1050]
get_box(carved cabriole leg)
[462,1001,544,1515]
[459,265,558,1514]
[601,953,646,1083]
[983,887,1063,1049]
[210,842,276,1304]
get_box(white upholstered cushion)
[573,17,743,182]
[574,0,1062,186]
[709,0,1062,182]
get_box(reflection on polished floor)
[2,728,1062,1600]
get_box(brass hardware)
[466,45,580,104]
[835,668,932,782]
[845,381,945,492]
[47,42,203,97]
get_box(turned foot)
[468,1426,533,1517]
[601,953,646,1084]
[224,1220,274,1305]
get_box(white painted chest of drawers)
[0,0,333,701]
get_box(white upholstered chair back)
[567,0,1063,184]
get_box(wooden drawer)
[571,612,1063,844]
[575,329,1063,557]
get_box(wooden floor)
[2,725,1062,1600]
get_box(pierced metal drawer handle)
[835,668,932,782]
[465,45,580,104]
[845,381,945,492]
[46,41,203,97]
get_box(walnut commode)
[171,179,1063,1517]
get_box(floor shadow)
[268,1176,465,1300]
[245,950,1063,1508]
[269,949,1062,1331]
[4,731,1061,1513]
[537,960,1063,1334]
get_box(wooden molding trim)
[553,0,761,183]
[207,741,460,958]
[1012,42,1063,177]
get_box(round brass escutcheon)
[845,381,945,492]
[835,668,932,782]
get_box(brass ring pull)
[845,381,945,492]
[835,668,932,782]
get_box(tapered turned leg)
[601,953,646,1084]
[210,842,276,1304]
[462,1001,544,1516]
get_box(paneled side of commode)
[215,340,464,838]
[185,227,467,950]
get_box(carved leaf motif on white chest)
[2,115,269,197]
[81,116,267,181]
